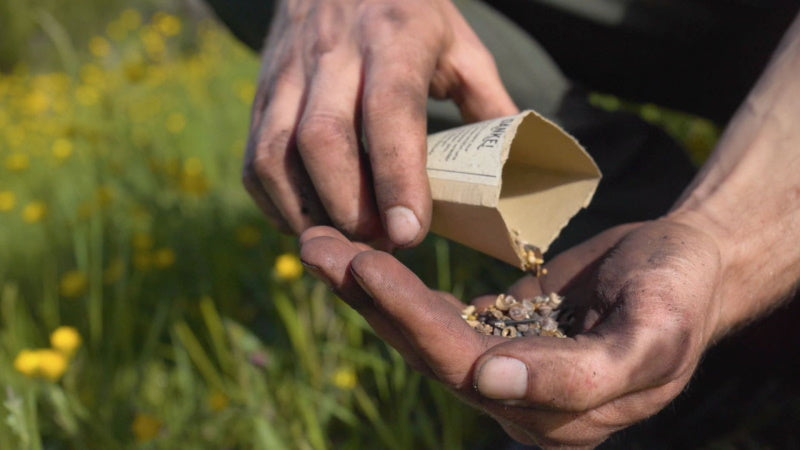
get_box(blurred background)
[0,0,737,449]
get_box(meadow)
[0,3,725,449]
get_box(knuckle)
[250,129,293,188]
[359,2,411,33]
[296,113,357,159]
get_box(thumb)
[473,328,674,412]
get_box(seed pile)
[462,293,566,338]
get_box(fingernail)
[300,261,321,276]
[301,261,330,287]
[476,357,528,400]
[385,206,420,246]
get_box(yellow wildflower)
[154,13,182,36]
[13,350,40,377]
[59,270,89,298]
[131,414,161,442]
[103,257,125,284]
[274,253,303,281]
[235,224,262,247]
[165,112,186,134]
[140,27,165,59]
[332,367,357,390]
[152,247,176,268]
[5,153,29,172]
[132,232,154,250]
[88,36,111,58]
[207,391,229,411]
[52,138,73,161]
[120,9,142,31]
[106,19,127,41]
[183,157,203,176]
[50,326,82,357]
[24,90,50,114]
[22,201,47,223]
[0,191,16,211]
[36,349,68,381]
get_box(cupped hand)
[299,220,725,448]
[242,0,517,247]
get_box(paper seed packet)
[426,110,601,269]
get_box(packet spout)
[426,110,601,268]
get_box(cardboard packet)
[426,110,601,269]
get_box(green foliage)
[0,9,506,448]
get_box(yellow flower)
[50,326,82,357]
[13,350,40,377]
[5,153,29,172]
[132,232,154,250]
[235,225,262,247]
[140,28,165,59]
[52,138,73,161]
[154,13,182,36]
[0,191,16,211]
[88,36,111,58]
[120,9,142,31]
[22,201,47,223]
[183,157,202,176]
[274,253,303,281]
[332,367,357,390]
[36,349,68,381]
[13,349,68,381]
[106,19,127,41]
[165,112,186,134]
[23,90,50,114]
[59,270,89,298]
[207,391,229,411]
[131,413,161,442]
[152,247,176,268]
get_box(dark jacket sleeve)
[203,0,275,51]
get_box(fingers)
[298,227,432,375]
[348,249,498,388]
[435,1,518,122]
[296,31,384,240]
[360,5,435,248]
[244,60,330,234]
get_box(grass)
[0,9,507,448]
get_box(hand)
[242,0,517,247]
[299,220,725,448]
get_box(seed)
[508,305,527,321]
[516,323,530,333]
[521,299,535,312]
[548,292,563,307]
[461,305,476,319]
[538,306,552,317]
[501,327,518,338]
[495,294,517,311]
[542,317,558,332]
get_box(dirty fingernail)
[385,206,420,246]
[477,357,528,400]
